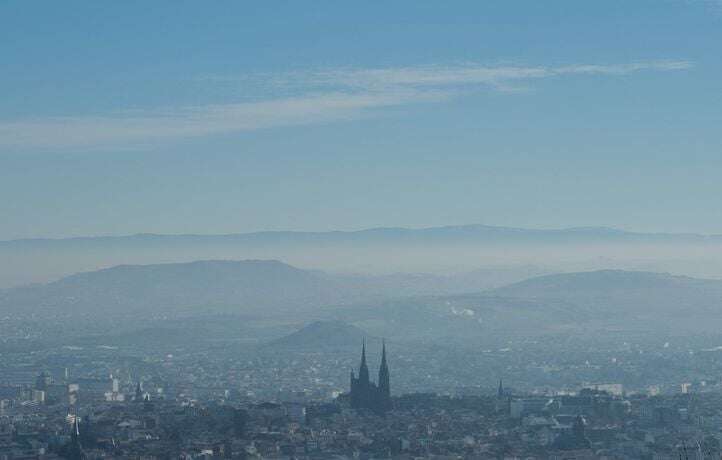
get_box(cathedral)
[349,340,391,414]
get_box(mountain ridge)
[3,225,722,288]
[5,224,722,244]
[5,263,722,340]
[489,269,722,322]
[0,259,540,317]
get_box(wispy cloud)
[299,60,692,93]
[0,61,692,150]
[304,60,692,88]
[0,91,441,149]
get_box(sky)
[1,0,722,240]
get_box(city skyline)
[3,3,722,459]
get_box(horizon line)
[2,223,722,244]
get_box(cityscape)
[4,1,722,459]
[5,334,722,459]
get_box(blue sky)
[1,1,721,239]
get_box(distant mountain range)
[0,259,541,317]
[6,225,722,247]
[3,224,722,287]
[492,269,722,318]
[333,269,722,340]
[4,259,722,343]
[0,260,345,316]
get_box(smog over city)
[2,2,722,459]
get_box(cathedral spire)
[378,339,391,411]
[361,338,367,365]
[350,339,391,414]
[379,340,389,388]
[359,338,370,385]
[380,339,387,369]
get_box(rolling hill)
[0,260,348,316]
[5,262,722,341]
[491,270,722,317]
[3,224,722,287]
[332,270,722,340]
[266,320,372,350]
[0,259,550,318]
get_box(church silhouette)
[349,340,391,414]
